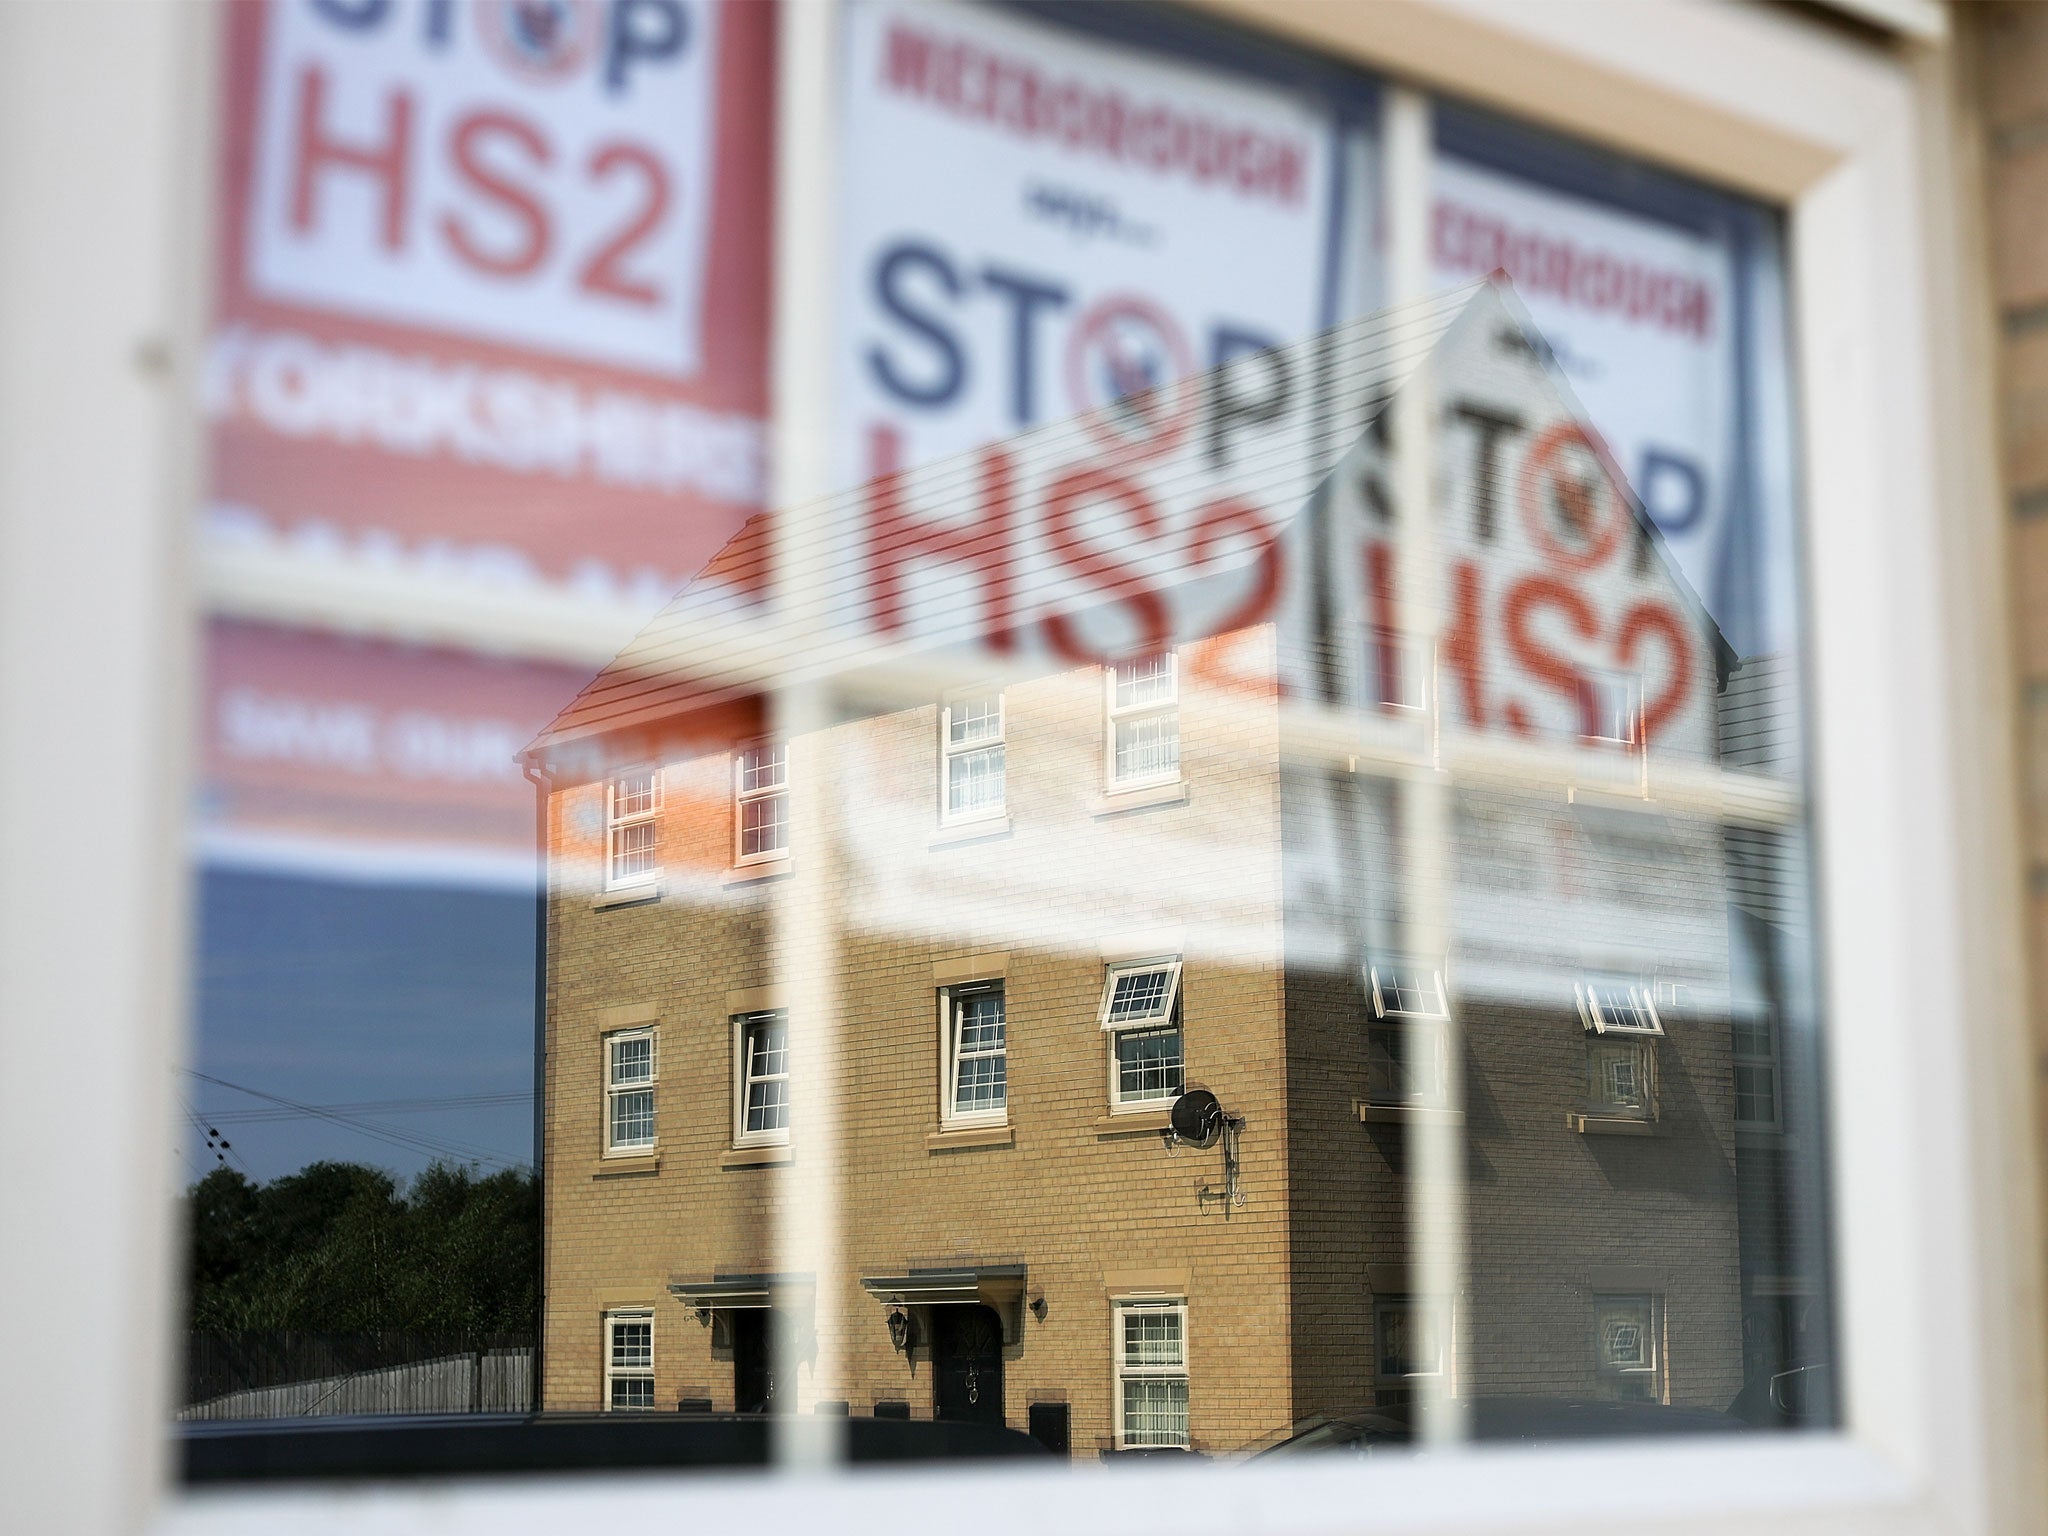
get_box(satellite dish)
[1169,1089,1224,1148]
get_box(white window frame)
[41,3,2044,1535]
[938,981,1008,1128]
[1593,1293,1664,1404]
[605,769,662,890]
[1108,1009,1185,1112]
[1112,1297,1191,1451]
[1577,665,1643,749]
[603,1310,656,1412]
[733,739,789,866]
[1367,959,1452,1109]
[1586,1033,1658,1122]
[1732,1010,1783,1131]
[1098,957,1183,1031]
[732,1010,790,1149]
[1374,1296,1448,1389]
[603,1026,657,1156]
[1575,979,1665,1038]
[940,687,1006,824]
[1104,653,1181,790]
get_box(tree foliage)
[185,1161,539,1334]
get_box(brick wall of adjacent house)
[1977,2,2048,1266]
[540,637,1302,1455]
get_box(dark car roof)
[1252,1397,1752,1456]
[179,1412,1053,1483]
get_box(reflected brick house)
[521,286,1788,1452]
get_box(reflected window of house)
[734,1012,790,1146]
[606,771,660,890]
[1374,1297,1446,1402]
[1576,667,1642,748]
[735,743,789,863]
[1114,1300,1190,1450]
[604,1311,655,1412]
[604,1028,657,1155]
[943,984,1008,1125]
[1367,961,1450,1108]
[1107,655,1180,788]
[942,690,1006,821]
[1732,1013,1781,1129]
[1595,1295,1662,1403]
[1102,959,1186,1110]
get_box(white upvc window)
[733,1011,790,1148]
[1575,979,1665,1037]
[1577,666,1643,748]
[939,982,1007,1125]
[603,1027,656,1155]
[604,1310,655,1411]
[1374,1296,1447,1390]
[941,688,1005,821]
[1587,1035,1657,1121]
[1732,1011,1782,1129]
[1366,959,1450,1108]
[734,741,789,864]
[605,770,660,890]
[1114,1298,1191,1450]
[1594,1294,1662,1404]
[1369,627,1430,713]
[1100,956,1186,1110]
[1106,654,1180,788]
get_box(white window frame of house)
[1369,627,1432,714]
[1112,1298,1191,1452]
[732,1011,790,1149]
[940,688,1006,824]
[938,981,1008,1128]
[1577,665,1643,749]
[1374,1296,1448,1391]
[1367,959,1451,1108]
[603,1027,657,1156]
[1575,979,1665,1038]
[604,1310,657,1412]
[733,739,790,866]
[1104,653,1181,789]
[1593,1294,1664,1405]
[39,3,2047,1535]
[1108,1004,1185,1112]
[605,769,661,891]
[1586,1033,1658,1123]
[1100,958,1187,1111]
[1732,1010,1783,1131]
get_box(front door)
[731,1309,779,1414]
[932,1304,1005,1426]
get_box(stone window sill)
[929,815,1012,849]
[1358,1103,1464,1126]
[592,1153,659,1177]
[721,1143,792,1168]
[926,1124,1014,1152]
[1568,1113,1659,1137]
[723,858,791,887]
[593,882,661,910]
[1090,779,1188,818]
[1095,1110,1172,1139]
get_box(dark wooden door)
[731,1309,779,1414]
[932,1304,1005,1426]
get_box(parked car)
[1248,1398,1753,1458]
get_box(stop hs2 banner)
[1430,154,1768,656]
[832,0,1341,490]
[199,0,773,883]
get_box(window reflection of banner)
[201,0,774,876]
[1430,155,1749,650]
[834,0,1341,486]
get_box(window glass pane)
[174,0,1840,1486]
[946,745,1006,815]
[1113,714,1181,782]
[1116,1026,1184,1103]
[1106,967,1173,1023]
